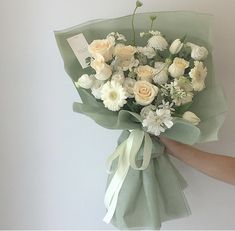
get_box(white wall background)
[0,0,235,229]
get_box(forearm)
[160,137,235,186]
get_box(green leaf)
[174,102,193,116]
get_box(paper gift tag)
[67,33,90,69]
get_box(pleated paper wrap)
[55,11,227,230]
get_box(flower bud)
[75,74,94,89]
[183,111,201,125]
[169,39,183,54]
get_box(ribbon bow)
[103,129,153,223]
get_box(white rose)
[123,77,136,98]
[168,57,189,78]
[147,35,168,51]
[91,79,105,99]
[114,44,136,60]
[75,74,95,89]
[169,39,183,54]
[135,65,156,82]
[112,57,139,71]
[137,46,156,59]
[111,71,125,84]
[88,39,114,62]
[133,80,158,106]
[153,62,168,85]
[183,111,201,125]
[181,92,193,105]
[90,54,112,80]
[140,104,156,118]
[186,42,208,61]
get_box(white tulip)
[168,57,189,78]
[183,111,201,125]
[169,39,183,54]
[75,74,95,89]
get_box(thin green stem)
[131,6,138,46]
[150,20,154,31]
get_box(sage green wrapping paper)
[55,11,227,230]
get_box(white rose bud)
[169,39,183,54]
[168,57,189,78]
[111,71,125,84]
[153,62,168,85]
[183,111,201,125]
[123,77,136,98]
[135,65,156,82]
[114,44,136,60]
[137,46,156,59]
[88,39,114,62]
[91,79,105,99]
[90,54,112,80]
[186,42,208,61]
[75,74,95,89]
[133,80,158,106]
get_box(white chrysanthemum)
[189,61,207,91]
[147,35,168,51]
[137,46,156,59]
[123,77,136,98]
[91,79,105,99]
[142,109,173,136]
[101,80,127,111]
[153,62,168,85]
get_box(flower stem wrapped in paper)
[55,1,227,229]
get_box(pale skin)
[159,136,235,186]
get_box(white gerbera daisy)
[101,80,127,111]
[142,109,173,136]
[189,61,207,91]
[147,35,168,51]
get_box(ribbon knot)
[103,129,153,224]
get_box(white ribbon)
[103,129,152,224]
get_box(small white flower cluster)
[75,29,208,135]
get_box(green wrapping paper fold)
[55,11,227,230]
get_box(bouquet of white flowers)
[55,1,227,229]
